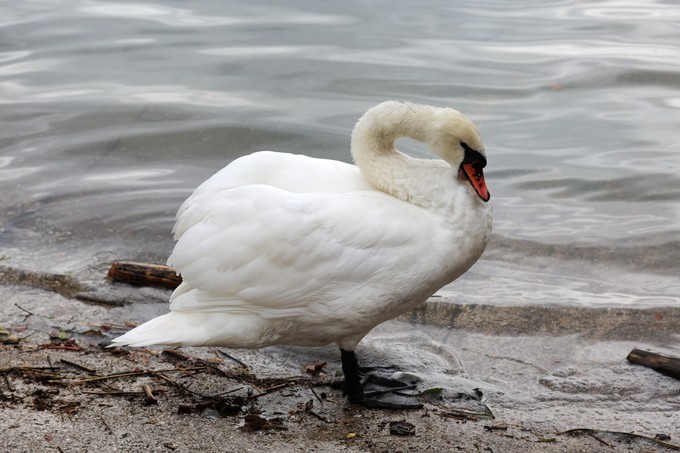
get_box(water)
[1,0,679,307]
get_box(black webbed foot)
[340,349,423,410]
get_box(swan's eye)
[460,142,487,168]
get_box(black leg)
[340,349,363,403]
[339,348,423,409]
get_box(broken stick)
[627,348,680,379]
[107,261,182,290]
[143,384,158,405]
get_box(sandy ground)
[1,267,679,452]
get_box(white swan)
[112,101,492,408]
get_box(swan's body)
[112,101,492,407]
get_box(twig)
[60,359,96,374]
[161,349,190,362]
[83,390,146,396]
[442,405,495,420]
[309,410,332,423]
[0,365,61,373]
[154,371,242,398]
[162,349,231,377]
[587,431,612,448]
[14,303,34,319]
[40,345,81,351]
[248,383,289,399]
[560,428,680,451]
[49,366,206,385]
[154,372,200,396]
[100,416,113,435]
[2,372,13,391]
[143,384,158,405]
[216,350,249,368]
[18,330,38,341]
[203,362,232,377]
[309,385,324,405]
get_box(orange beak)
[461,161,490,202]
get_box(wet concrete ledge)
[2,264,678,342]
[0,265,88,299]
[404,298,679,342]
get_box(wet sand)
[1,269,679,452]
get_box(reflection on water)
[0,0,678,307]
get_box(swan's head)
[351,100,490,202]
[427,107,490,202]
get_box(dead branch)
[627,348,680,379]
[106,261,182,290]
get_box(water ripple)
[78,1,356,27]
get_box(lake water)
[1,0,679,308]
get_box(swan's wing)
[173,152,373,238]
[167,184,427,314]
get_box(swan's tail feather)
[109,312,269,348]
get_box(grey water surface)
[1,0,679,308]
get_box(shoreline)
[1,271,679,452]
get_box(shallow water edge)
[1,263,677,344]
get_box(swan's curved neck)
[350,102,442,205]
[351,102,435,159]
